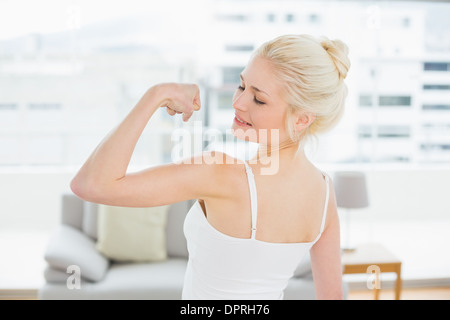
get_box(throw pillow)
[96,204,169,262]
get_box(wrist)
[146,83,172,109]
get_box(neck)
[255,139,304,162]
[250,140,307,176]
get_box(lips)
[234,114,252,127]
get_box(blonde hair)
[253,34,351,143]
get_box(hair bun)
[321,38,350,80]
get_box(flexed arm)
[70,83,204,207]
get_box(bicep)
[310,182,344,299]
[83,155,220,207]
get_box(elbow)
[70,173,119,205]
[70,175,100,203]
[70,175,89,201]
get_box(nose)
[232,90,247,112]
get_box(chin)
[232,126,287,148]
[231,124,259,143]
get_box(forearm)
[71,85,164,199]
[71,82,201,203]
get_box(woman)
[71,34,350,300]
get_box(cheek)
[250,112,289,144]
[252,110,286,131]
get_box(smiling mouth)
[234,115,252,127]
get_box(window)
[421,143,450,151]
[358,126,372,138]
[359,95,412,107]
[358,125,410,138]
[218,92,233,110]
[378,126,410,138]
[0,0,449,168]
[222,67,243,85]
[286,14,295,23]
[0,136,21,165]
[423,84,450,90]
[225,44,254,52]
[216,14,248,22]
[424,62,450,71]
[379,96,412,106]
[0,103,19,126]
[28,103,61,110]
[309,14,320,24]
[423,104,450,111]
[359,95,373,107]
[423,123,450,131]
[0,103,18,110]
[27,103,63,127]
[403,17,411,28]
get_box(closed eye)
[253,97,265,105]
[237,85,266,105]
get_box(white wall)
[0,169,73,232]
[362,168,450,220]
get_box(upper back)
[200,153,329,244]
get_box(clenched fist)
[156,83,201,122]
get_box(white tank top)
[182,161,330,300]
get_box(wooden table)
[342,243,402,300]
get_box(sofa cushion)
[39,259,187,300]
[44,266,73,283]
[166,201,190,258]
[82,201,99,240]
[61,194,84,230]
[92,259,187,299]
[283,277,316,300]
[96,204,169,262]
[44,225,109,282]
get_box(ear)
[293,111,316,133]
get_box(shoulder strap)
[243,161,258,239]
[314,173,330,243]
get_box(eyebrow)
[240,74,270,97]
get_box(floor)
[1,287,450,300]
[347,286,450,300]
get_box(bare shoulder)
[173,150,244,196]
[198,151,248,194]
[304,163,338,231]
